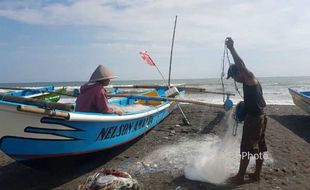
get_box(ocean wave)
[0,78,299,106]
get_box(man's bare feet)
[248,173,260,182]
[227,175,245,185]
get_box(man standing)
[225,37,267,184]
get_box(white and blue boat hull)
[289,88,310,114]
[0,92,174,161]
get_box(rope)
[221,40,244,136]
[232,111,238,136]
[154,65,167,84]
[221,43,226,103]
[224,45,243,99]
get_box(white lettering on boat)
[96,116,154,141]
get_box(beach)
[0,104,309,190]
[1,1,310,189]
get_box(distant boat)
[0,86,179,161]
[5,86,66,102]
[288,88,310,114]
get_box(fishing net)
[78,169,140,190]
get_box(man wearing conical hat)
[75,65,123,115]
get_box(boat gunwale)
[67,102,171,122]
[0,98,172,122]
[289,88,310,102]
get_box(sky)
[0,0,310,83]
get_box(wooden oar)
[108,94,224,109]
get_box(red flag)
[139,51,156,66]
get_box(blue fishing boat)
[0,87,179,161]
[289,88,310,114]
[5,86,66,102]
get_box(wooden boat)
[0,87,179,161]
[288,88,310,114]
[5,86,66,102]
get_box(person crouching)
[75,65,123,115]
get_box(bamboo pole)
[17,105,70,119]
[167,97,224,108]
[110,85,234,96]
[108,94,224,109]
[110,84,180,89]
[0,94,74,111]
[0,85,235,97]
[0,86,77,97]
[181,87,235,96]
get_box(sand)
[0,105,309,190]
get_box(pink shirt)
[75,83,114,113]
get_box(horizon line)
[0,75,310,85]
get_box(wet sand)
[0,105,309,190]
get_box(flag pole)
[139,17,190,125]
[154,65,167,83]
[140,51,167,83]
[168,15,177,87]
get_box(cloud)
[1,0,310,82]
[1,1,310,45]
[1,0,308,51]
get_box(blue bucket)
[235,101,246,122]
[224,96,233,110]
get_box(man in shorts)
[225,37,267,184]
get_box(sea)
[1,76,310,105]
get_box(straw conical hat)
[89,65,117,82]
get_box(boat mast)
[168,15,177,87]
